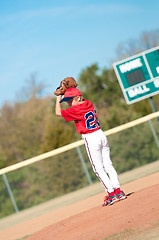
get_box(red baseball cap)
[60,87,82,103]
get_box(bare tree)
[115,29,159,60]
[16,72,45,102]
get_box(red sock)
[114,188,121,194]
[109,191,115,196]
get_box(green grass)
[103,219,159,240]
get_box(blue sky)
[0,0,159,106]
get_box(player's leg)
[101,133,126,200]
[101,146,120,190]
[84,134,114,194]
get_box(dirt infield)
[0,165,159,240]
[27,184,159,240]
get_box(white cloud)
[0,3,141,25]
[0,6,72,25]
[77,3,141,15]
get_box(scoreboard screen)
[113,46,159,104]
[126,69,145,86]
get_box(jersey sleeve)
[61,107,82,121]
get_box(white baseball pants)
[82,129,120,193]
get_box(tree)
[115,29,159,61]
[78,64,123,108]
[40,107,78,153]
[0,97,51,167]
[16,72,45,102]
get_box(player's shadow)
[126,192,134,197]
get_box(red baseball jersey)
[61,99,100,134]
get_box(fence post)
[76,146,93,185]
[148,97,159,124]
[148,120,159,150]
[2,173,19,213]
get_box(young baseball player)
[55,86,126,206]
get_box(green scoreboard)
[113,46,159,104]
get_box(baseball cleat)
[115,190,127,200]
[102,195,119,206]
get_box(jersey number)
[85,110,100,129]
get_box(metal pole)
[76,147,93,185]
[148,120,159,150]
[148,96,159,149]
[2,173,19,213]
[148,97,159,123]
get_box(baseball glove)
[54,77,78,96]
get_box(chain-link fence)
[0,112,159,219]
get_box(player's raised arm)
[55,95,62,116]
[54,77,78,117]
